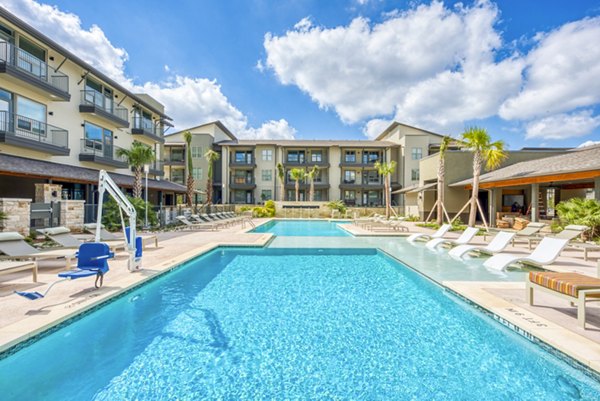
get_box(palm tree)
[436,136,452,225]
[116,141,155,199]
[461,127,508,227]
[277,162,286,201]
[374,160,397,219]
[183,131,194,207]
[289,168,305,202]
[204,149,220,205]
[306,165,319,202]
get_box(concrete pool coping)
[1,221,600,378]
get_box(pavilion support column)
[595,177,600,201]
[531,183,539,222]
[488,188,497,227]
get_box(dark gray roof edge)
[0,7,171,120]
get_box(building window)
[84,121,112,155]
[261,190,272,201]
[412,147,423,160]
[344,151,356,163]
[362,151,380,164]
[234,151,252,163]
[344,170,356,184]
[171,169,184,184]
[192,167,203,180]
[287,150,305,163]
[262,149,273,161]
[261,169,272,181]
[191,146,203,158]
[364,171,381,184]
[16,96,46,135]
[344,190,356,200]
[411,168,420,181]
[311,151,322,162]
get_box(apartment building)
[0,7,185,212]
[165,120,445,206]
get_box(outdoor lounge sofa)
[449,231,516,259]
[527,271,600,328]
[0,232,77,269]
[407,224,451,243]
[0,260,38,282]
[483,237,570,271]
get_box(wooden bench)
[526,271,600,328]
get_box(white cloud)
[263,1,522,133]
[525,110,600,140]
[3,0,295,140]
[578,140,600,148]
[362,118,392,139]
[500,17,600,121]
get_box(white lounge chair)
[449,231,516,259]
[407,224,451,243]
[176,216,218,230]
[426,227,479,250]
[483,237,570,271]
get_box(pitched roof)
[219,139,397,147]
[0,154,186,193]
[374,121,445,141]
[165,121,237,141]
[450,145,600,187]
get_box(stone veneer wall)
[0,198,31,236]
[35,183,62,203]
[60,200,85,232]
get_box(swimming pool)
[251,219,351,236]
[1,247,599,400]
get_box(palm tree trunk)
[186,175,194,208]
[385,174,391,219]
[468,152,482,227]
[295,180,299,202]
[133,167,142,199]
[310,179,315,202]
[281,181,285,201]
[436,157,445,225]
[206,178,213,204]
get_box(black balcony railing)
[80,138,128,164]
[0,111,68,148]
[149,160,164,173]
[231,177,255,185]
[80,90,128,122]
[0,41,69,93]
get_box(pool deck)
[2,218,600,376]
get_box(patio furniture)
[526,271,600,328]
[83,224,159,249]
[483,237,570,271]
[37,227,125,251]
[426,227,479,250]
[176,216,218,230]
[0,232,77,269]
[0,260,38,282]
[449,231,516,259]
[407,224,451,243]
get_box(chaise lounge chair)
[426,227,479,250]
[449,231,516,259]
[176,216,219,230]
[37,227,125,251]
[0,232,77,269]
[483,237,570,271]
[407,224,451,243]
[527,271,600,328]
[510,222,547,249]
[83,223,159,249]
[0,260,38,282]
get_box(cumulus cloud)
[3,0,295,139]
[525,110,600,140]
[500,17,600,121]
[263,1,522,133]
[363,118,392,139]
[578,140,600,148]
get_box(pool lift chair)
[16,170,142,300]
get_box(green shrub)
[404,215,420,222]
[326,200,347,215]
[252,201,275,218]
[101,196,157,230]
[239,206,252,212]
[555,198,600,238]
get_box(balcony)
[339,179,384,190]
[78,139,128,168]
[229,159,256,169]
[0,111,69,155]
[284,180,330,190]
[163,154,185,166]
[132,116,165,143]
[149,160,164,176]
[230,177,256,190]
[79,90,129,127]
[0,42,70,101]
[283,158,330,168]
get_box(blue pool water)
[251,219,351,236]
[1,247,599,400]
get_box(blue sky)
[5,0,600,148]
